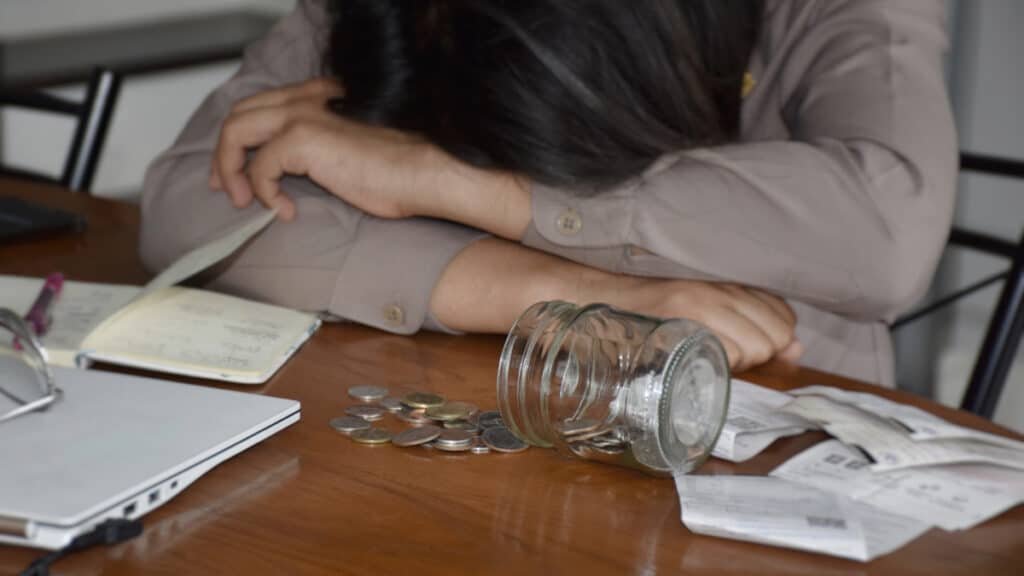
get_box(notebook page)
[79,287,319,383]
[142,209,276,296]
[0,275,140,365]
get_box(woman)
[140,0,956,384]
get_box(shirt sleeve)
[139,0,485,334]
[522,0,957,322]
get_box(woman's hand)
[210,79,442,221]
[432,237,801,373]
[582,274,801,372]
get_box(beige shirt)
[140,0,957,387]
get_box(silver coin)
[557,418,602,437]
[329,416,372,435]
[380,396,404,413]
[348,385,389,402]
[564,428,615,443]
[482,426,529,453]
[435,428,475,448]
[345,405,386,421]
[392,425,442,447]
[590,442,627,456]
[589,433,628,448]
[470,439,491,454]
[477,411,505,430]
[433,441,473,452]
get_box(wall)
[931,0,1024,431]
[0,0,294,200]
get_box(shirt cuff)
[329,216,488,335]
[526,179,638,250]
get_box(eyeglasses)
[0,307,61,424]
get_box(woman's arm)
[407,0,959,322]
[140,0,485,335]
[429,237,801,372]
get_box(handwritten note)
[0,276,140,365]
[80,287,318,382]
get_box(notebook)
[0,210,321,384]
[0,364,301,550]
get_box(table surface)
[2,179,1023,576]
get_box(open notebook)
[0,210,321,384]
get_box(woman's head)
[326,0,761,191]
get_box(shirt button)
[383,304,404,326]
[556,209,582,236]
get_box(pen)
[24,272,64,337]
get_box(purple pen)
[24,272,64,337]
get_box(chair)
[893,152,1024,419]
[0,67,122,193]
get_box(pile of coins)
[557,418,633,465]
[329,385,529,455]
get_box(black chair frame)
[0,67,121,193]
[894,152,1024,418]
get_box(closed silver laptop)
[0,364,300,550]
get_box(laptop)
[0,365,300,550]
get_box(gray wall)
[908,0,1024,431]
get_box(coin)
[557,418,601,436]
[346,405,386,421]
[348,385,389,402]
[477,411,504,430]
[393,425,442,447]
[443,419,479,433]
[590,442,626,455]
[380,396,404,413]
[436,428,475,447]
[561,427,613,443]
[396,406,433,426]
[329,416,372,435]
[470,439,491,454]
[350,428,392,445]
[482,427,529,453]
[434,441,473,452]
[425,401,478,422]
[402,392,445,409]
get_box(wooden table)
[2,179,1023,575]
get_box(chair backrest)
[0,67,122,193]
[894,152,1024,419]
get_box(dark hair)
[326,0,762,191]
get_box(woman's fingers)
[747,288,797,328]
[720,284,796,353]
[213,102,321,207]
[246,131,303,220]
[694,305,776,371]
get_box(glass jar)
[497,301,730,476]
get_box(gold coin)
[425,401,478,422]
[393,425,442,447]
[402,392,445,409]
[443,419,479,433]
[350,428,392,445]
